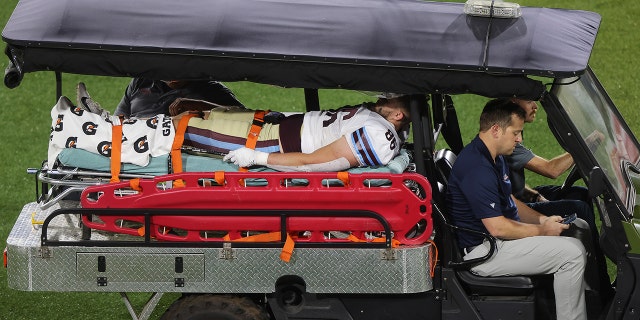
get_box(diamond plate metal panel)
[7,202,433,294]
[76,253,204,283]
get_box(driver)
[506,98,613,300]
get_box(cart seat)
[456,269,534,296]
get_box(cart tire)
[160,294,269,320]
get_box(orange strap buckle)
[245,110,268,150]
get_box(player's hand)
[223,147,269,167]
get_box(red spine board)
[80,171,432,245]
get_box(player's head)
[375,95,411,131]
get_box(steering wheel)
[558,165,581,197]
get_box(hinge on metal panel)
[97,277,108,286]
[434,288,447,301]
[175,278,185,287]
[218,243,235,260]
[380,248,397,260]
[38,247,52,259]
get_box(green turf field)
[1,0,638,319]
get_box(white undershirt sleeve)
[266,157,351,172]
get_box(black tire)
[160,294,269,320]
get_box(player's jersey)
[301,105,401,167]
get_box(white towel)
[48,96,175,168]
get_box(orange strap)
[223,231,295,262]
[214,171,225,186]
[129,178,142,191]
[110,121,123,183]
[239,110,268,173]
[426,239,439,278]
[137,225,171,237]
[279,235,295,262]
[170,113,200,187]
[245,110,268,149]
[337,171,350,186]
[347,234,401,248]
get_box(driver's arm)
[524,152,573,179]
[481,214,566,239]
[521,185,547,202]
[514,196,547,224]
[481,196,567,239]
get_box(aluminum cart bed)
[7,171,434,294]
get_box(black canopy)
[3,0,600,99]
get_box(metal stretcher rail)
[41,208,396,248]
[30,164,156,210]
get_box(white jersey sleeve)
[347,123,399,166]
[300,105,401,167]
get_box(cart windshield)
[554,69,640,215]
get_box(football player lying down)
[49,95,410,172]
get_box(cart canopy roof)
[3,0,601,99]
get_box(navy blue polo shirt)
[446,136,520,248]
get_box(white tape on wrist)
[255,151,269,166]
[267,157,351,172]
